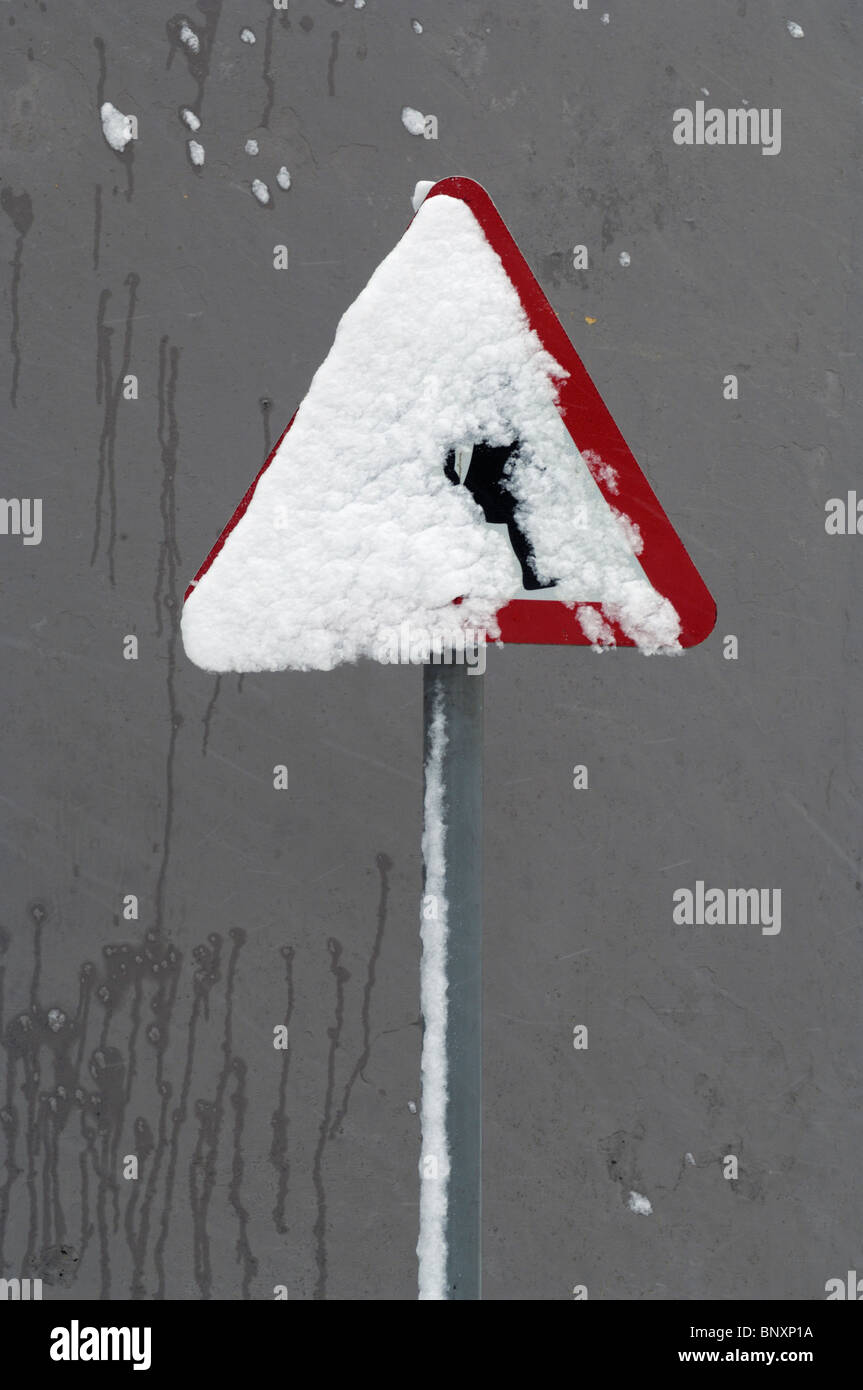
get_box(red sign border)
[185,176,716,649]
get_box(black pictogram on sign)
[443,441,556,591]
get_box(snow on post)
[417,688,450,1300]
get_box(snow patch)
[628,1191,652,1215]
[786,20,804,38]
[100,102,136,152]
[417,689,449,1301]
[583,449,619,494]
[182,192,682,672]
[401,106,426,136]
[179,21,200,53]
[188,140,205,166]
[245,138,259,156]
[251,178,271,205]
[611,507,643,555]
[181,108,201,131]
[577,606,615,650]
[412,179,436,212]
[276,166,292,190]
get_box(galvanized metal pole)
[422,660,483,1299]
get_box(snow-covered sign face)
[181,179,715,672]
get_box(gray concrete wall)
[0,0,860,1300]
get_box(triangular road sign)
[182,177,715,671]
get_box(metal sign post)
[422,660,483,1300]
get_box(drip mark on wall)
[189,929,245,1299]
[228,1057,258,1298]
[327,31,340,96]
[94,38,134,201]
[269,946,294,1236]
[260,10,276,127]
[201,676,221,756]
[329,854,392,1138]
[151,934,216,1300]
[166,5,223,121]
[92,273,140,585]
[92,185,102,271]
[312,937,350,1299]
[153,335,182,939]
[1,187,34,408]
